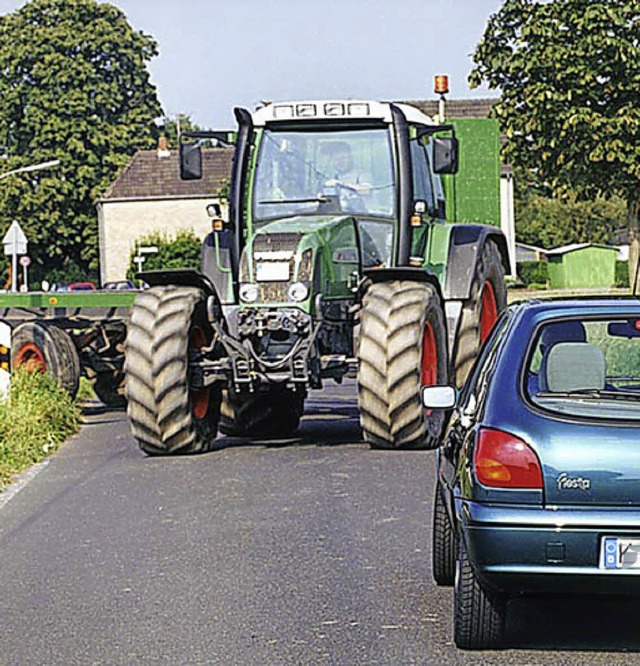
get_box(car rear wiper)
[537,389,640,401]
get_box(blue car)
[423,298,640,649]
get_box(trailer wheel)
[126,286,221,455]
[454,240,506,388]
[219,387,305,437]
[125,288,166,454]
[82,323,127,408]
[11,321,80,397]
[357,280,448,450]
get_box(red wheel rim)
[421,322,437,387]
[190,326,210,420]
[480,280,498,343]
[14,342,46,373]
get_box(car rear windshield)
[525,316,640,421]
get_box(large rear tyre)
[432,481,457,586]
[453,240,506,388]
[357,281,448,450]
[11,321,80,397]
[219,387,305,437]
[125,286,221,455]
[454,540,506,650]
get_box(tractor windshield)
[253,127,396,223]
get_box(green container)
[442,118,501,226]
[546,244,618,289]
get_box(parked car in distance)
[68,281,97,291]
[102,280,137,291]
[425,298,640,649]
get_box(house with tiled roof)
[96,146,233,284]
[401,98,497,120]
[97,97,513,283]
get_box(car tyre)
[454,539,506,649]
[432,481,457,586]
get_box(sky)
[0,0,504,128]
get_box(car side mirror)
[421,385,457,410]
[433,137,459,174]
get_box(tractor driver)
[322,142,372,213]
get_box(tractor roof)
[251,100,436,127]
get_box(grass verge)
[0,368,81,488]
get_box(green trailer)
[0,290,136,406]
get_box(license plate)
[600,536,640,569]
[256,262,289,282]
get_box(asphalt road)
[2,380,640,665]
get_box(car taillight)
[474,428,543,489]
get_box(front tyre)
[357,281,448,450]
[153,287,221,454]
[432,481,457,586]
[125,286,221,455]
[453,240,506,388]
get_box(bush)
[127,229,202,281]
[517,261,548,287]
[0,369,81,487]
[615,260,629,288]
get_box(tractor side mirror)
[433,136,459,174]
[180,140,203,180]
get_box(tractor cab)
[180,100,458,308]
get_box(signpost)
[3,220,28,293]
[133,246,159,276]
[19,255,31,291]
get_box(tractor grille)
[240,232,304,303]
[253,232,302,253]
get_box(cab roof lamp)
[434,75,450,96]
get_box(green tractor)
[124,99,509,455]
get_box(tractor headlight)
[288,282,309,303]
[240,283,259,302]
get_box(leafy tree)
[515,189,627,249]
[126,229,202,281]
[469,0,640,283]
[156,114,201,150]
[0,0,163,285]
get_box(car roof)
[510,297,640,321]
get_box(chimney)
[157,135,170,158]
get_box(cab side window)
[410,138,435,213]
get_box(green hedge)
[516,261,548,287]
